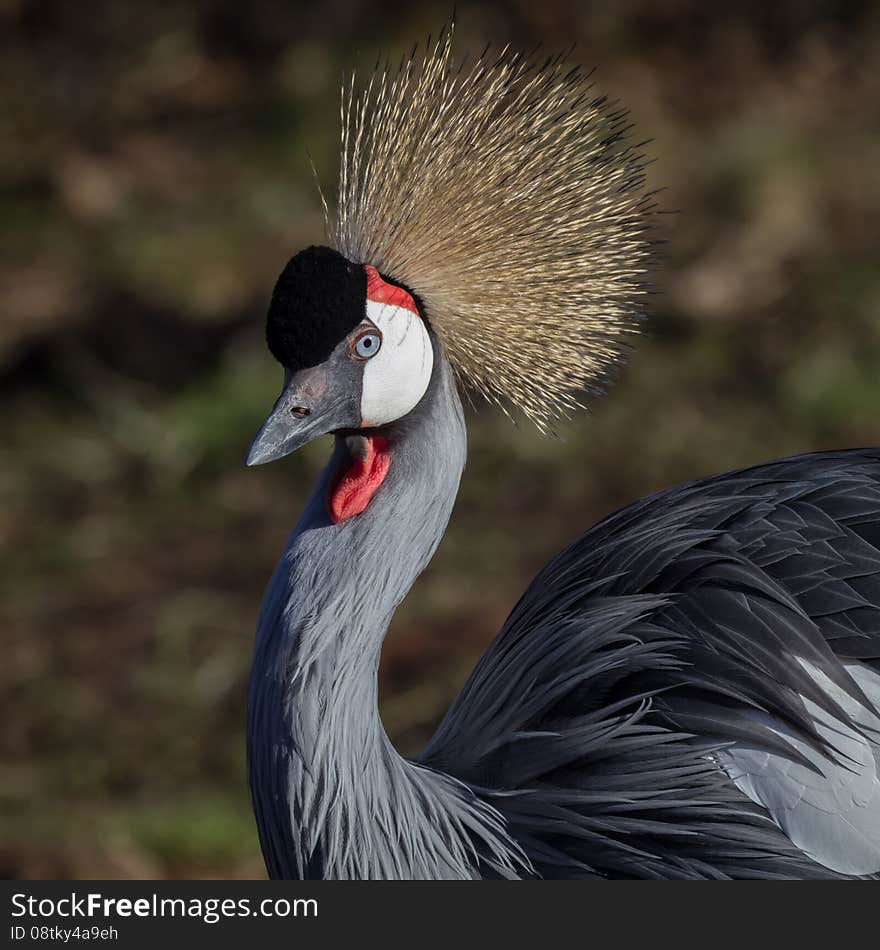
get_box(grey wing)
[419,449,880,878]
[716,660,880,875]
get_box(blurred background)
[2,0,879,878]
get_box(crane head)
[246,245,433,466]
[327,29,657,431]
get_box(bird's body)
[423,442,880,879]
[244,30,880,879]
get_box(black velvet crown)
[266,246,367,371]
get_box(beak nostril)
[290,406,311,418]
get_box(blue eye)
[353,331,382,359]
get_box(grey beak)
[246,396,314,466]
[246,366,350,466]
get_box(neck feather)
[247,352,524,879]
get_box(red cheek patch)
[364,264,418,314]
[327,436,392,524]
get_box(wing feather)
[420,449,880,878]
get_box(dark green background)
[2,0,878,877]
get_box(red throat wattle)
[327,436,392,524]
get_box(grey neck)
[247,350,524,879]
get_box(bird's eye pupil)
[354,332,382,359]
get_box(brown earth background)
[2,0,879,878]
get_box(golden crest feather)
[330,27,657,430]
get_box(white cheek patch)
[360,299,433,426]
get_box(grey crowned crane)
[243,32,880,879]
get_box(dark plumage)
[266,245,366,371]
[422,449,880,878]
